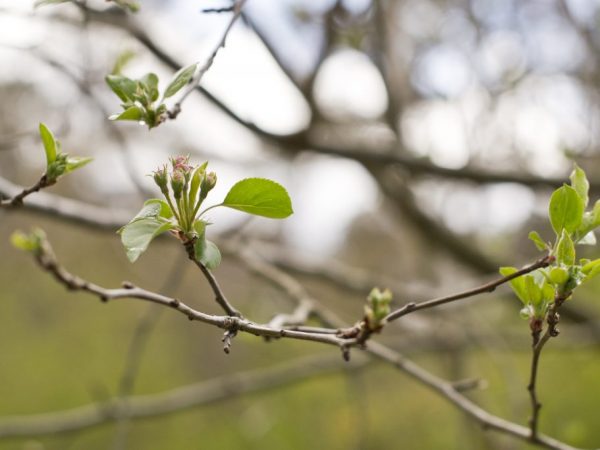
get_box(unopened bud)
[170,155,192,173]
[152,165,168,194]
[171,169,185,200]
[200,171,217,198]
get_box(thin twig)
[527,291,570,439]
[228,244,580,450]
[0,174,53,208]
[182,240,241,317]
[30,237,352,352]
[168,0,247,119]
[384,254,554,323]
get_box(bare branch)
[168,0,247,119]
[0,174,53,208]
[182,240,241,317]
[30,236,353,352]
[384,254,555,323]
[0,353,366,439]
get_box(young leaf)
[222,178,293,219]
[10,229,44,253]
[110,0,140,13]
[143,199,173,219]
[548,185,584,236]
[39,123,57,165]
[188,165,206,208]
[528,231,548,251]
[105,75,137,102]
[195,239,221,270]
[524,275,542,307]
[192,220,221,269]
[499,267,528,304]
[109,106,143,121]
[139,73,159,102]
[164,63,197,98]
[111,50,136,75]
[570,164,589,207]
[556,229,576,266]
[549,267,569,286]
[119,218,174,262]
[582,259,600,282]
[126,199,172,224]
[65,156,93,173]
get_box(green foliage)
[164,64,197,98]
[364,288,392,330]
[10,229,45,254]
[38,123,92,183]
[222,178,294,219]
[548,185,584,236]
[118,157,293,266]
[109,0,140,12]
[106,63,198,129]
[508,165,600,324]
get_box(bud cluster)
[364,287,392,331]
[151,155,217,233]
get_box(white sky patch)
[283,155,379,255]
[313,49,388,120]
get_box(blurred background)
[1,0,600,448]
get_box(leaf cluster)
[502,166,600,321]
[118,156,293,267]
[106,64,198,129]
[39,123,92,183]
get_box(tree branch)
[384,254,554,323]
[29,236,354,353]
[0,353,366,439]
[0,174,53,208]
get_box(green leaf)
[582,258,600,275]
[164,63,197,98]
[222,178,293,219]
[570,164,589,207]
[139,73,159,102]
[109,106,143,121]
[39,123,57,165]
[556,229,576,265]
[499,267,528,304]
[65,156,93,173]
[105,75,137,102]
[111,0,140,12]
[125,199,173,224]
[119,218,174,262]
[548,185,584,236]
[192,220,221,269]
[111,50,136,75]
[528,231,548,251]
[195,239,221,270]
[10,229,45,252]
[549,267,569,285]
[524,275,542,307]
[143,199,173,219]
[188,165,205,209]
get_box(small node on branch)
[341,346,351,362]
[122,281,135,289]
[170,299,180,308]
[222,329,238,354]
